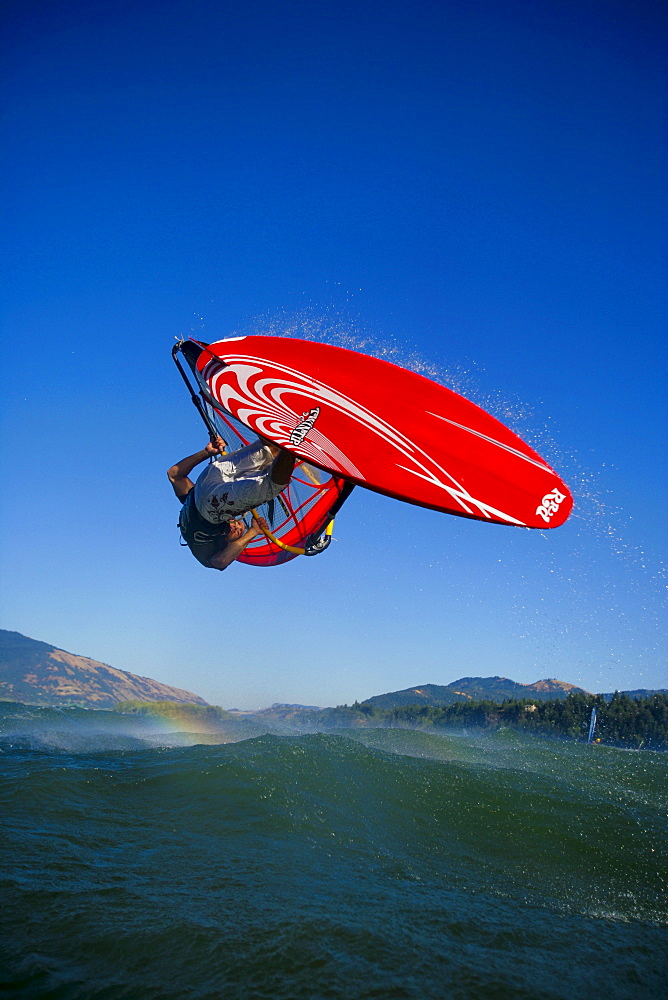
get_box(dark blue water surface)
[1,704,666,999]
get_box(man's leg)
[270,448,297,486]
[226,440,295,485]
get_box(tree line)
[330,691,668,749]
[113,693,668,749]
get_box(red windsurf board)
[195,335,573,529]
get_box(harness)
[178,490,231,548]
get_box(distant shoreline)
[2,693,666,751]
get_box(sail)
[173,340,352,566]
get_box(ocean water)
[1,704,666,1000]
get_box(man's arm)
[167,436,225,500]
[208,516,268,571]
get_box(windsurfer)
[167,436,296,570]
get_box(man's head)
[203,517,252,572]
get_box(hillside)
[0,630,208,709]
[361,676,589,711]
[601,688,667,701]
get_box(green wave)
[2,723,666,999]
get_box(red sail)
[175,339,350,567]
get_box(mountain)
[601,689,667,701]
[250,703,324,723]
[0,629,208,709]
[361,676,589,710]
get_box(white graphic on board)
[535,488,566,523]
[290,407,321,446]
[426,412,553,474]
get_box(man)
[168,435,296,570]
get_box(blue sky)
[1,0,665,708]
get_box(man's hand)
[250,514,269,537]
[205,435,226,456]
